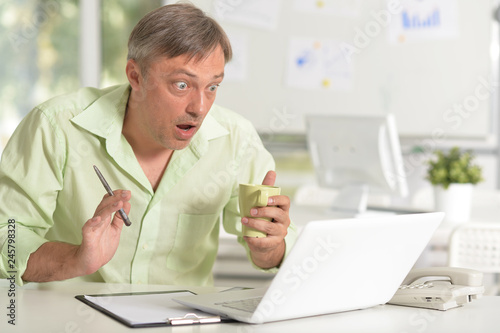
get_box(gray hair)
[127,3,232,75]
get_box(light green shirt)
[0,84,297,286]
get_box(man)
[0,3,297,286]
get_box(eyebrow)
[168,69,224,80]
[214,72,225,79]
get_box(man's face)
[129,46,225,151]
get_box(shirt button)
[142,243,149,250]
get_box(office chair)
[448,223,500,295]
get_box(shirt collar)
[187,110,229,158]
[70,84,130,141]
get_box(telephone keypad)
[399,282,434,290]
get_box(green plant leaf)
[426,146,483,187]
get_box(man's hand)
[75,190,131,275]
[22,190,131,282]
[242,171,290,269]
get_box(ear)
[126,59,142,91]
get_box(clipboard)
[75,290,226,328]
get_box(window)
[101,0,162,87]
[0,0,79,149]
[0,0,163,152]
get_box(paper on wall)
[387,0,459,44]
[224,32,249,82]
[285,37,353,91]
[212,0,282,31]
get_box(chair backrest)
[448,223,500,273]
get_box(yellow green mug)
[239,183,281,238]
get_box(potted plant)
[426,147,483,223]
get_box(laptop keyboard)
[216,297,263,313]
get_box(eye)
[175,81,188,90]
[209,84,219,92]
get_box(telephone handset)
[388,267,484,311]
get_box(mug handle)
[257,190,269,207]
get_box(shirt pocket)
[166,213,220,273]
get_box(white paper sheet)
[212,0,282,30]
[387,0,459,44]
[83,291,213,326]
[224,32,249,82]
[286,37,353,91]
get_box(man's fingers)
[111,201,131,227]
[244,217,287,237]
[267,195,290,212]
[261,170,276,186]
[100,190,131,202]
[95,190,131,215]
[248,197,290,224]
[86,216,102,228]
[94,200,124,221]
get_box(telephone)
[388,267,484,311]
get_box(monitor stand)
[331,184,369,213]
[329,185,400,219]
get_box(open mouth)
[177,124,195,131]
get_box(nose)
[186,90,209,118]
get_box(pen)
[93,165,132,227]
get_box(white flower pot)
[434,183,473,223]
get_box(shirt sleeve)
[0,108,65,285]
[222,122,298,273]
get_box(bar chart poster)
[387,0,459,44]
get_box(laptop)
[174,212,444,324]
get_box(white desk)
[1,280,499,333]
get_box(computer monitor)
[305,114,409,213]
